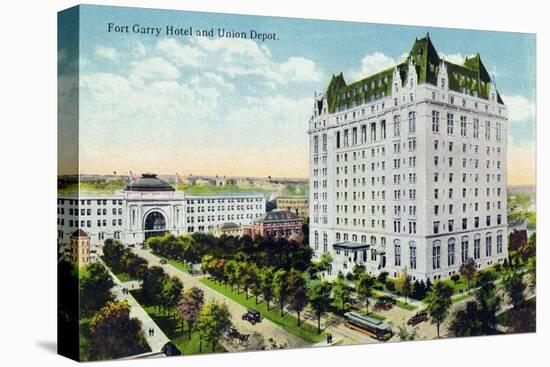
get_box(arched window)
[474,234,481,259]
[394,240,401,266]
[409,241,417,269]
[432,240,441,269]
[496,231,503,254]
[461,236,469,263]
[486,232,493,257]
[448,238,456,266]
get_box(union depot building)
[57,174,266,246]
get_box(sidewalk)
[99,259,170,353]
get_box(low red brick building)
[246,210,303,243]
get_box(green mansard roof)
[324,33,503,113]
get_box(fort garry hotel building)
[308,34,508,281]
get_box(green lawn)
[175,183,269,196]
[131,289,225,355]
[201,278,326,344]
[156,254,192,273]
[441,278,470,294]
[371,291,418,311]
[113,272,139,283]
[58,180,126,195]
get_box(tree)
[318,252,333,274]
[412,280,427,300]
[235,261,248,294]
[395,270,412,303]
[459,258,477,290]
[196,301,232,353]
[333,275,352,311]
[355,273,376,315]
[102,239,125,271]
[424,281,453,338]
[80,262,115,316]
[89,301,149,359]
[142,266,168,306]
[177,286,204,339]
[308,280,332,334]
[224,260,238,291]
[503,269,526,309]
[259,267,275,311]
[248,264,262,304]
[450,273,460,284]
[160,277,183,316]
[273,269,289,316]
[474,270,501,333]
[397,325,419,341]
[287,270,308,326]
[449,301,484,337]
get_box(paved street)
[131,247,309,351]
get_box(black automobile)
[407,311,428,326]
[242,309,261,325]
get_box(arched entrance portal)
[144,211,167,240]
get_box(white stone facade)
[57,190,265,246]
[309,57,508,281]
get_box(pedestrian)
[151,328,155,336]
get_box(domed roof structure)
[125,173,175,192]
[259,209,299,222]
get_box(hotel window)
[448,238,456,266]
[408,111,416,133]
[336,131,341,148]
[352,127,358,145]
[314,231,319,250]
[460,116,467,136]
[393,115,401,137]
[474,236,481,259]
[485,121,491,140]
[394,241,401,266]
[409,242,417,269]
[461,237,469,263]
[432,241,441,269]
[446,113,454,134]
[473,118,480,138]
[381,120,387,139]
[462,218,468,230]
[432,111,439,133]
[361,125,367,143]
[497,233,503,254]
[448,219,454,232]
[486,233,492,257]
[322,134,327,152]
[433,221,440,234]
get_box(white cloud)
[502,95,536,122]
[133,41,146,58]
[439,53,466,65]
[156,37,321,84]
[130,57,180,81]
[94,45,118,62]
[156,38,204,67]
[351,52,397,80]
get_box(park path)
[99,259,170,353]
[131,248,309,351]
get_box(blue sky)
[63,5,536,184]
